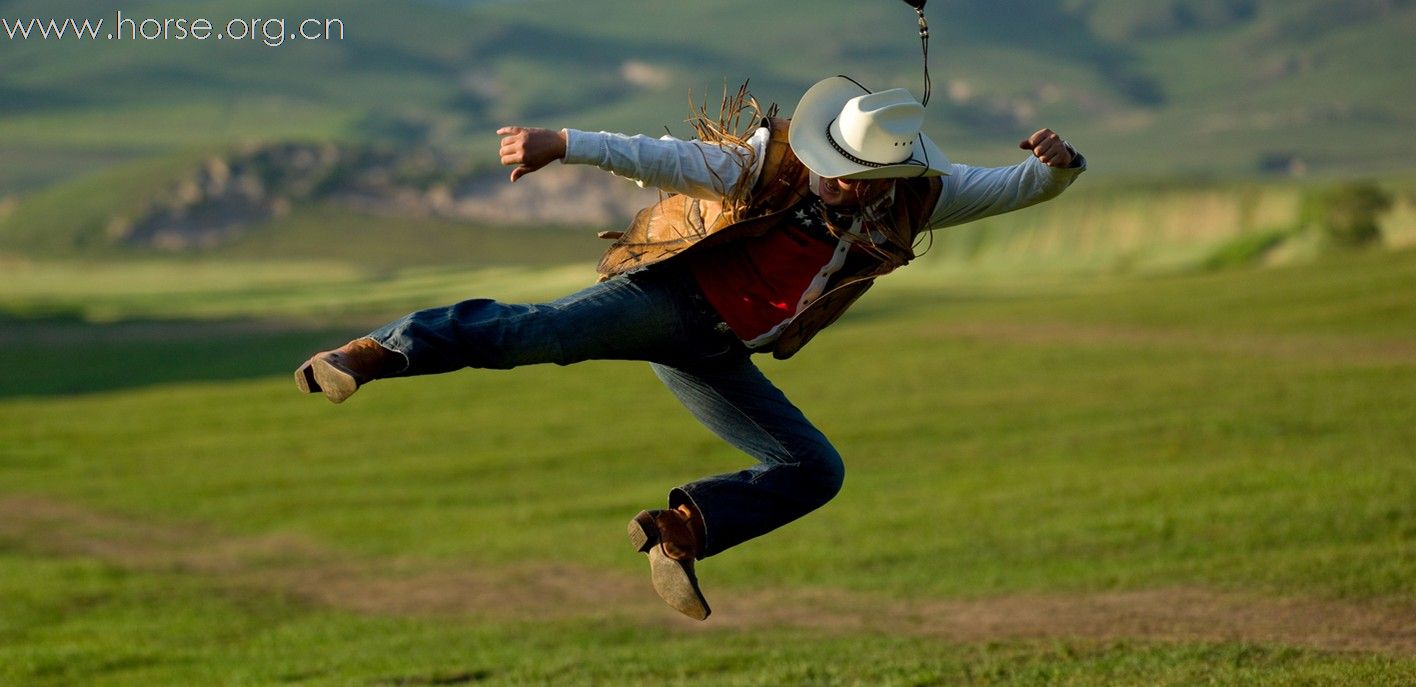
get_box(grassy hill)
[1,0,1412,261]
[1,0,1412,187]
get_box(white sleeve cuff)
[562,128,606,166]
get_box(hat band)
[825,118,926,172]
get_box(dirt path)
[2,495,1411,654]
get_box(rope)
[915,6,931,108]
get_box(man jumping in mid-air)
[296,75,1085,619]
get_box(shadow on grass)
[0,313,362,399]
[0,286,1038,399]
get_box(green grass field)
[1,245,1413,685]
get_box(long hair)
[683,80,777,219]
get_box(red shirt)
[689,198,862,345]
[689,225,835,342]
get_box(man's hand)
[497,126,567,182]
[1018,128,1074,168]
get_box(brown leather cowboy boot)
[294,338,405,404]
[628,504,710,620]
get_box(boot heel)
[294,362,320,394]
[627,510,658,553]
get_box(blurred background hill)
[1,0,1413,267]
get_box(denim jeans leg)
[651,356,845,558]
[365,272,689,376]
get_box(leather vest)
[596,118,943,359]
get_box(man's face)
[818,176,890,208]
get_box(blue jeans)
[367,266,844,558]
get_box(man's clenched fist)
[1018,128,1075,168]
[497,126,568,182]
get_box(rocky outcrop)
[110,142,660,251]
[341,163,661,228]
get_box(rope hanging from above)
[900,0,931,108]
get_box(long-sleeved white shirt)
[561,126,1086,230]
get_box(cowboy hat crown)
[789,76,950,180]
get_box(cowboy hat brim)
[788,76,950,180]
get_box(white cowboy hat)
[789,75,950,180]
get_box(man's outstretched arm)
[497,125,770,200]
[928,128,1086,229]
